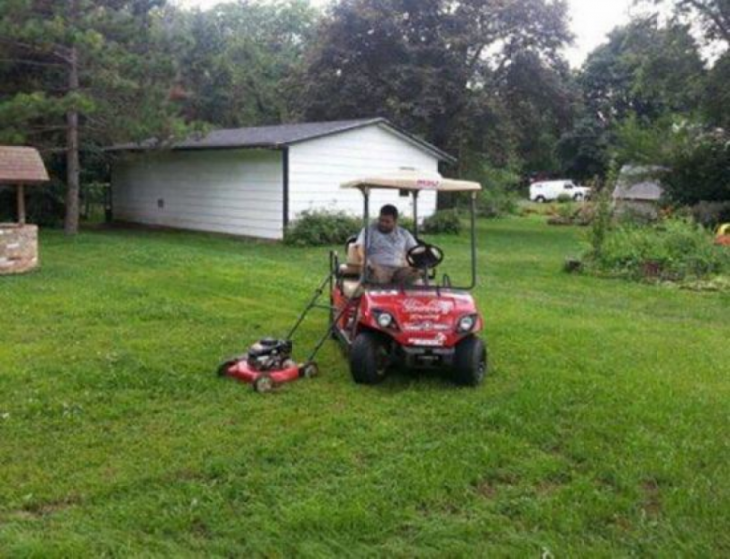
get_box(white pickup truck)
[529,180,591,203]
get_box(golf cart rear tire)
[350,332,388,385]
[453,336,488,387]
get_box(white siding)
[287,124,440,224]
[112,149,283,240]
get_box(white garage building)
[109,118,454,240]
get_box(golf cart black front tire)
[350,332,388,385]
[453,336,488,387]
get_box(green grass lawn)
[1,218,728,556]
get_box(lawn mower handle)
[285,268,338,341]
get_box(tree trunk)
[64,44,80,236]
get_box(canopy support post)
[361,187,370,284]
[17,184,26,226]
[469,192,477,290]
[412,190,419,239]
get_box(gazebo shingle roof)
[0,147,50,185]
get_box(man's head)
[377,205,399,234]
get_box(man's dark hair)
[380,204,399,220]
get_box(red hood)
[359,289,482,347]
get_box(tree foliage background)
[1,0,729,230]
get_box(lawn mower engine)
[218,338,318,393]
[248,338,294,371]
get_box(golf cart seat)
[339,237,362,277]
[339,236,363,298]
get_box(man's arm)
[403,228,419,251]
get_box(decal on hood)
[402,298,454,315]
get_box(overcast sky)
[177,0,637,68]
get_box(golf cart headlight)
[457,315,476,333]
[377,312,394,329]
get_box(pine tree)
[0,0,186,234]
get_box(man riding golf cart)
[331,169,488,386]
[353,204,422,286]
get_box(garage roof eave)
[105,118,457,163]
[104,142,284,153]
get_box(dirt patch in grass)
[477,481,498,499]
[1,494,82,523]
[641,480,662,518]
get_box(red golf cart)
[328,171,488,386]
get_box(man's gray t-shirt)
[356,225,418,268]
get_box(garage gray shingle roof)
[107,118,455,163]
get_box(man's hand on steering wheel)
[406,242,444,270]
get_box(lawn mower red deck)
[217,339,310,393]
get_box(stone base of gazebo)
[0,224,38,275]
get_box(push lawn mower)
[217,265,349,393]
[219,169,489,391]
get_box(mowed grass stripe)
[0,218,728,555]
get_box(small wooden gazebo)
[0,146,50,275]
[0,146,50,223]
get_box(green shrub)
[556,203,576,220]
[585,218,729,281]
[476,186,519,218]
[589,179,615,257]
[690,201,730,229]
[399,216,415,232]
[547,202,577,226]
[556,193,573,204]
[284,210,361,247]
[663,132,730,206]
[614,205,660,227]
[421,209,462,235]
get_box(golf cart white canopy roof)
[342,169,482,193]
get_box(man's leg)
[368,264,396,284]
[392,267,422,285]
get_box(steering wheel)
[406,243,444,270]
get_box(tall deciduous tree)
[294,0,573,173]
[168,0,319,127]
[655,0,730,46]
[580,17,706,126]
[0,0,186,234]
